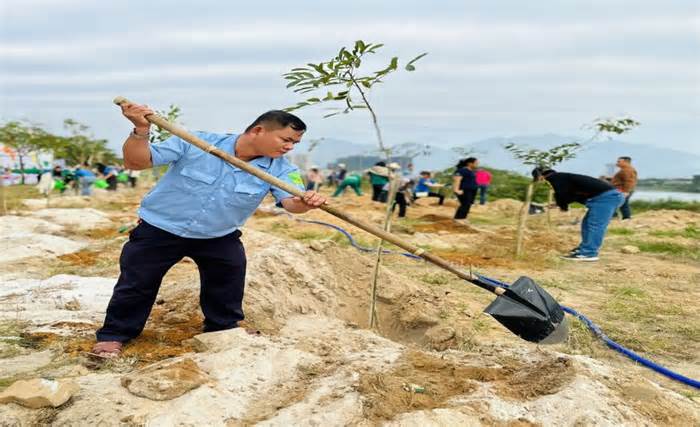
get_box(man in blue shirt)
[74,163,96,196]
[414,171,445,205]
[91,102,326,358]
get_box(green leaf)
[389,56,398,70]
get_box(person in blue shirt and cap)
[91,102,326,358]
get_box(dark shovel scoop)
[482,276,569,344]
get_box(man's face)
[250,125,304,158]
[469,160,479,169]
[616,158,627,167]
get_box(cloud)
[1,17,697,61]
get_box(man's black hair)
[465,157,478,165]
[532,167,556,181]
[375,161,386,167]
[618,156,632,163]
[245,110,307,133]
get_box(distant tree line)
[637,176,700,193]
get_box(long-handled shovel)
[113,96,569,344]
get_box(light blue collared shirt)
[138,131,303,239]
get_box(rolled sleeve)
[149,135,190,166]
[271,164,305,203]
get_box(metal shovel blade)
[484,276,568,344]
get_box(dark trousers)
[96,221,246,342]
[614,191,633,219]
[371,184,386,202]
[106,176,118,191]
[429,192,445,205]
[454,189,477,219]
[392,192,408,217]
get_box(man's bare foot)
[88,341,123,359]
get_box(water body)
[634,190,700,202]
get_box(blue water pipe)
[286,213,700,389]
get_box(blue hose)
[286,214,700,389]
[290,216,422,259]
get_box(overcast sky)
[1,0,698,155]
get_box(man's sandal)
[87,341,123,359]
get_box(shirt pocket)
[226,175,269,206]
[179,166,217,192]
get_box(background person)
[475,168,492,205]
[74,162,97,196]
[331,172,363,197]
[452,157,479,222]
[305,165,323,191]
[414,171,445,205]
[610,156,638,220]
[367,161,389,202]
[533,167,624,262]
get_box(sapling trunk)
[368,173,400,329]
[546,188,554,228]
[515,183,534,258]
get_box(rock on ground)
[621,245,641,254]
[0,378,79,409]
[121,358,209,401]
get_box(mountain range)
[293,134,700,179]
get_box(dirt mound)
[358,351,577,422]
[358,351,493,420]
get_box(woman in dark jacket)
[452,157,479,221]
